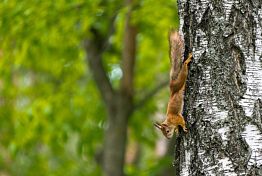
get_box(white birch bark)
[177,0,262,175]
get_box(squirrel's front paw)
[183,127,188,133]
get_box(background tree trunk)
[158,137,177,176]
[103,1,136,175]
[85,1,137,175]
[176,0,262,175]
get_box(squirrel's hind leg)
[178,114,188,133]
[184,53,192,65]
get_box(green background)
[0,0,179,175]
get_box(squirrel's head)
[154,122,174,139]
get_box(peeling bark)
[177,0,262,175]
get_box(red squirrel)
[154,31,192,139]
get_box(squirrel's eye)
[166,130,170,133]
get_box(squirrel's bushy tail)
[169,30,184,80]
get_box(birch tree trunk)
[176,0,262,175]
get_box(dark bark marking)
[198,6,210,33]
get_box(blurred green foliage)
[0,0,179,175]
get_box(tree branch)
[83,6,121,108]
[84,38,115,107]
[120,0,137,99]
[134,79,169,110]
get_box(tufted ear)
[154,122,162,130]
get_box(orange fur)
[154,31,192,139]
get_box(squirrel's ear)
[154,122,162,130]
